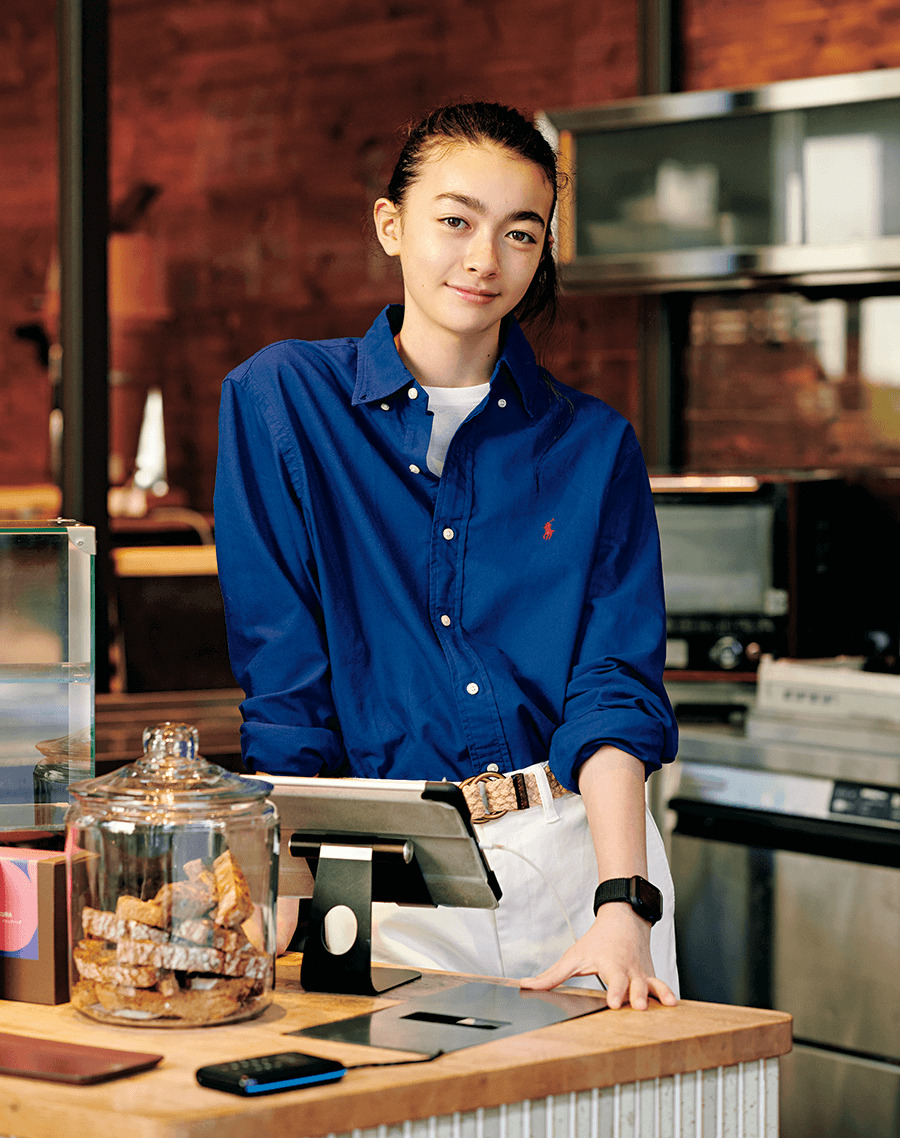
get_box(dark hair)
[385,101,560,330]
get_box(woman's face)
[374,141,553,346]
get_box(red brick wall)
[0,3,59,487]
[0,0,642,507]
[681,0,900,90]
[4,1,900,507]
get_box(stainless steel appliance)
[669,726,900,1137]
[650,474,900,673]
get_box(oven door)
[670,801,900,1138]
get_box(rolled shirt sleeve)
[548,437,678,785]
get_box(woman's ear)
[374,198,402,257]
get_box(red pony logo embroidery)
[543,518,555,541]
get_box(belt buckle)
[458,771,508,824]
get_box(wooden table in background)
[0,955,791,1138]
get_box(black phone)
[195,1051,346,1096]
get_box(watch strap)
[593,878,632,909]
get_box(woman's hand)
[517,744,677,1009]
[275,895,301,956]
[519,902,677,1009]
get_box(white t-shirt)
[421,382,490,476]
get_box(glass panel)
[860,296,900,450]
[575,114,774,255]
[655,503,773,614]
[684,293,900,471]
[0,523,94,830]
[803,98,900,242]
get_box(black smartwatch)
[593,876,662,926]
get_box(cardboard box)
[0,848,69,1004]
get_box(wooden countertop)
[0,955,791,1138]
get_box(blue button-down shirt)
[214,306,677,789]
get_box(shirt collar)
[353,305,546,419]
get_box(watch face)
[630,877,662,923]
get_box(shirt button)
[409,464,421,474]
[497,398,507,408]
[442,527,455,541]
[466,682,479,695]
[440,614,451,627]
[408,387,418,400]
[380,402,390,411]
[486,763,499,773]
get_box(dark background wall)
[3,0,900,509]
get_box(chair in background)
[111,545,236,693]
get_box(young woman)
[214,102,679,1009]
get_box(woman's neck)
[393,320,500,389]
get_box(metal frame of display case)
[0,521,95,833]
[543,67,900,292]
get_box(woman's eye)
[509,230,537,245]
[442,216,467,229]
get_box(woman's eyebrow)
[435,192,547,229]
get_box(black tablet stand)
[295,837,422,996]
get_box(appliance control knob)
[709,635,743,670]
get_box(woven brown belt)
[457,767,570,824]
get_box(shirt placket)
[428,405,513,777]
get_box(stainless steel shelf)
[547,68,900,132]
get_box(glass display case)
[0,521,95,831]
[543,68,900,291]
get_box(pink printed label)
[0,848,60,960]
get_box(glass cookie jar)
[65,722,277,1027]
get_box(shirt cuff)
[239,720,342,777]
[548,709,677,791]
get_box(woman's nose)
[464,232,499,275]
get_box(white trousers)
[372,765,679,996]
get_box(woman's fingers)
[521,955,677,1010]
[647,976,678,1006]
[519,956,580,991]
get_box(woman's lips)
[447,284,499,304]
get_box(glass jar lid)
[68,722,271,816]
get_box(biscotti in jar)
[65,722,277,1027]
